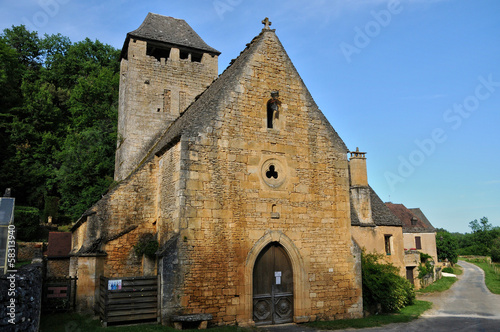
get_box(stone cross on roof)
[262,17,272,30]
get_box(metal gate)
[42,276,77,312]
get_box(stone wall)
[0,263,43,332]
[16,242,43,262]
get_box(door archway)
[252,242,293,325]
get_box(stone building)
[385,203,438,287]
[70,14,368,326]
[348,149,406,274]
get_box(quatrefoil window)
[261,159,286,188]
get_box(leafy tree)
[436,230,458,264]
[14,206,45,241]
[0,25,119,225]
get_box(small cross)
[262,17,272,30]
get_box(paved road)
[260,260,500,331]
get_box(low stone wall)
[16,242,43,262]
[0,263,43,332]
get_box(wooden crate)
[99,275,158,326]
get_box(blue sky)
[1,0,499,233]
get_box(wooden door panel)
[253,243,293,325]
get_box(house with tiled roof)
[385,203,438,287]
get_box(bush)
[14,206,45,241]
[442,267,454,273]
[362,251,415,313]
[134,233,159,259]
[418,252,434,279]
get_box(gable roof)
[134,27,347,166]
[351,187,402,227]
[122,13,220,59]
[46,232,72,258]
[385,203,436,233]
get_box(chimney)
[349,148,368,187]
[349,148,372,224]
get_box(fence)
[99,275,159,327]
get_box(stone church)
[68,13,387,326]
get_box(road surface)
[260,260,500,331]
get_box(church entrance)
[252,242,293,325]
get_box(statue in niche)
[267,91,281,129]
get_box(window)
[415,236,422,250]
[411,217,418,226]
[267,91,280,129]
[179,91,187,113]
[163,89,171,113]
[384,235,392,255]
[146,43,171,62]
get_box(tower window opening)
[191,52,203,62]
[180,50,189,60]
[147,44,171,62]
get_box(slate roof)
[136,27,347,166]
[385,203,436,233]
[122,13,220,58]
[46,232,72,258]
[351,186,402,227]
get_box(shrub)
[134,233,159,259]
[362,251,415,313]
[418,252,434,279]
[442,267,454,273]
[491,238,500,263]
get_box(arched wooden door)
[253,242,293,325]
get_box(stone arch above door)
[242,231,311,325]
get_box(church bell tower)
[114,13,220,181]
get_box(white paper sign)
[275,271,282,285]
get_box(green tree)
[0,25,119,224]
[436,230,458,264]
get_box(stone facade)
[71,14,365,326]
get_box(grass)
[305,300,432,330]
[452,264,463,275]
[15,260,32,269]
[40,313,254,332]
[464,259,500,294]
[417,277,458,293]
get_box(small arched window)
[267,91,281,129]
